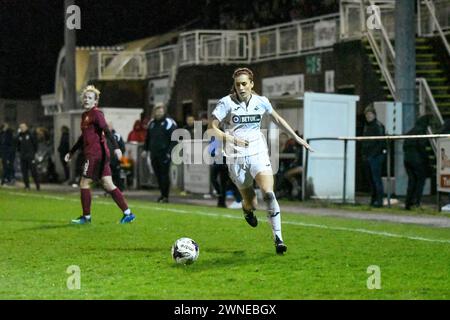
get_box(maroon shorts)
[81,156,111,180]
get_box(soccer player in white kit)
[210,68,312,254]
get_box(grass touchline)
[4,190,450,245]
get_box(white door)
[303,92,359,201]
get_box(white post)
[159,50,164,77]
[339,0,346,39]
[297,22,302,52]
[417,0,422,36]
[195,31,200,65]
[276,27,281,58]
[97,52,102,80]
[221,32,226,64]
[256,31,261,60]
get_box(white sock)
[124,208,131,215]
[84,215,91,219]
[264,191,283,241]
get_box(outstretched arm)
[269,110,313,152]
[65,135,83,162]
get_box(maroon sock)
[80,189,91,215]
[110,188,128,212]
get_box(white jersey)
[212,94,273,157]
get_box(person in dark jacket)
[17,123,40,190]
[183,115,195,138]
[107,122,126,191]
[142,104,177,203]
[403,115,432,210]
[361,105,386,207]
[57,126,71,182]
[0,123,16,185]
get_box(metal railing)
[362,0,397,100]
[418,0,450,57]
[418,0,450,37]
[344,0,446,151]
[89,51,147,80]
[87,14,340,80]
[85,0,450,82]
[417,77,445,154]
[340,0,396,40]
[304,133,450,207]
[177,30,252,66]
[145,45,177,77]
[250,13,339,62]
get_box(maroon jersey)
[81,107,110,158]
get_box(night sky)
[0,0,206,99]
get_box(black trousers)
[211,162,228,206]
[1,152,15,183]
[59,154,70,181]
[363,154,385,205]
[111,164,124,191]
[151,155,171,198]
[20,157,40,190]
[404,159,427,208]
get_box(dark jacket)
[0,128,15,157]
[17,130,38,160]
[107,130,126,167]
[361,119,386,158]
[57,131,70,156]
[403,116,431,166]
[144,117,177,157]
[438,118,450,134]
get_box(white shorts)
[227,153,273,189]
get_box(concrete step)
[416,53,435,59]
[433,94,450,99]
[416,69,445,74]
[416,45,433,50]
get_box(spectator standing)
[403,115,431,210]
[0,123,16,185]
[142,104,177,203]
[17,123,40,191]
[361,105,386,207]
[57,126,71,182]
[183,115,195,138]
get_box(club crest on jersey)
[232,115,261,124]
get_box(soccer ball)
[171,237,199,264]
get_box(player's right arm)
[209,98,248,147]
[209,117,248,148]
[65,135,83,162]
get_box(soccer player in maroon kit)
[65,85,136,224]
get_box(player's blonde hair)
[82,85,101,100]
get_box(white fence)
[88,14,339,80]
[86,0,450,81]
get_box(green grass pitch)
[0,188,449,299]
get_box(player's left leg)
[71,177,93,224]
[255,171,287,254]
[101,176,136,224]
[238,186,258,227]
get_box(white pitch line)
[4,191,450,244]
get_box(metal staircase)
[364,37,450,117]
